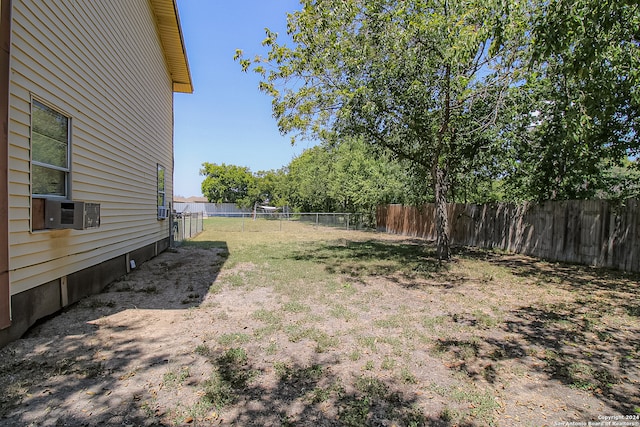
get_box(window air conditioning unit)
[158,206,169,219]
[45,200,100,230]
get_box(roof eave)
[150,0,193,94]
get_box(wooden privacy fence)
[377,199,640,272]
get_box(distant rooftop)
[174,196,208,203]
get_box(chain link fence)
[171,211,204,245]
[203,212,372,233]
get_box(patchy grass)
[186,220,639,424]
[1,218,638,426]
[162,366,190,389]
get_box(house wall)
[0,0,11,329]
[2,0,176,344]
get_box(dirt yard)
[0,223,638,426]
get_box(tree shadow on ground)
[462,246,640,294]
[0,322,174,426]
[493,304,640,415]
[288,238,449,287]
[0,242,229,426]
[458,247,640,415]
[288,241,640,419]
[197,347,476,427]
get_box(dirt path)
[0,247,222,426]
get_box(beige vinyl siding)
[8,0,176,294]
[8,89,31,235]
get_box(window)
[157,164,167,219]
[31,99,70,197]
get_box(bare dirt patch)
[0,224,638,426]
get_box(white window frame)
[30,97,71,199]
[157,164,167,219]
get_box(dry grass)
[0,217,638,426]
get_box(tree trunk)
[432,164,451,261]
[433,60,452,261]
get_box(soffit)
[149,0,193,93]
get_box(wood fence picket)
[377,199,640,272]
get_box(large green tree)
[248,168,289,207]
[327,137,407,214]
[237,0,524,259]
[286,146,334,212]
[503,0,640,201]
[200,163,255,205]
[286,138,409,215]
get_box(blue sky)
[173,0,313,197]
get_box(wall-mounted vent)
[45,200,100,230]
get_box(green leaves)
[510,0,640,200]
[233,0,639,209]
[285,138,412,213]
[200,163,255,206]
